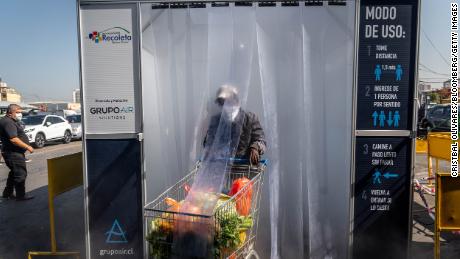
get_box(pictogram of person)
[374,64,382,81]
[373,170,382,185]
[395,64,403,81]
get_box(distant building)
[29,101,81,113]
[419,83,431,92]
[0,78,22,103]
[68,102,81,111]
[73,89,81,103]
[29,102,69,113]
[0,101,36,116]
[418,83,432,105]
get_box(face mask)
[15,113,23,121]
[222,106,239,121]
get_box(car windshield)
[22,115,46,126]
[428,106,449,117]
[67,115,81,123]
[425,105,455,131]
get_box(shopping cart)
[145,158,267,259]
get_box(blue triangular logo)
[105,219,128,243]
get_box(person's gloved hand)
[249,148,259,165]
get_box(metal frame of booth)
[77,1,421,258]
[77,1,145,258]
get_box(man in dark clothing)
[0,104,34,200]
[203,85,266,164]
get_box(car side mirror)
[46,122,52,126]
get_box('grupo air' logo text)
[89,106,134,114]
[88,27,132,44]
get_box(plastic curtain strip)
[141,3,355,258]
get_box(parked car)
[431,119,451,133]
[418,104,453,137]
[23,115,73,148]
[66,114,82,139]
[419,104,450,130]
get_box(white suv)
[23,115,73,148]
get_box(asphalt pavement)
[0,141,84,259]
[0,141,83,192]
[0,142,459,259]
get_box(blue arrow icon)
[383,172,399,179]
[387,111,393,126]
[379,111,386,127]
[372,111,378,127]
[373,171,399,185]
[394,111,400,128]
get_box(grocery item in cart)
[229,177,253,216]
[148,192,252,258]
[145,160,266,259]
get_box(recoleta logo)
[88,27,132,44]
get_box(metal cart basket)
[145,159,267,259]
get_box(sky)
[0,0,78,102]
[0,0,452,102]
[419,0,451,89]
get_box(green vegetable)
[146,219,173,258]
[214,212,253,258]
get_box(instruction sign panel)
[353,0,419,259]
[353,137,412,259]
[356,3,415,130]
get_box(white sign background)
[80,7,137,134]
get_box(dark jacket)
[0,116,30,153]
[203,108,266,159]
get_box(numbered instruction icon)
[372,110,400,128]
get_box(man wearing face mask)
[203,84,266,164]
[0,104,34,200]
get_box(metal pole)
[434,173,441,259]
[48,194,57,252]
[75,1,92,258]
[348,0,360,258]
[409,1,423,258]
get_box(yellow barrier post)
[427,133,460,259]
[427,133,452,163]
[435,172,441,259]
[428,156,433,186]
[28,252,81,259]
[427,133,452,186]
[27,152,83,258]
[416,138,428,154]
[435,172,460,259]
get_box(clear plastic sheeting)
[141,3,355,258]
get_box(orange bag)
[229,177,253,216]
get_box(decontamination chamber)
[78,0,420,258]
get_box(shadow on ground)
[411,201,460,259]
[0,186,85,259]
[1,154,459,259]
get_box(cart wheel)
[244,249,260,259]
